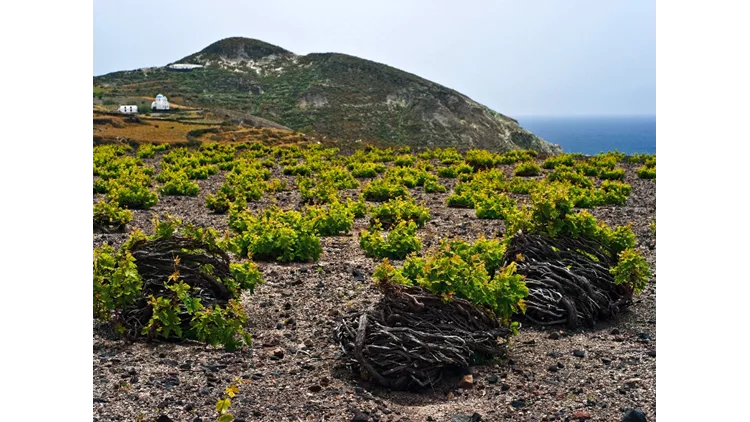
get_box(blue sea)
[516,116,656,156]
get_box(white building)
[151,94,170,111]
[118,105,138,114]
[167,63,204,71]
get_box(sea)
[516,115,656,156]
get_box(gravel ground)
[93,157,656,422]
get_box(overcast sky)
[93,0,654,117]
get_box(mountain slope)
[94,37,562,153]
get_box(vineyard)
[93,141,656,421]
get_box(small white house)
[118,105,138,114]
[167,63,204,71]
[151,94,170,111]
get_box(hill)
[94,37,562,154]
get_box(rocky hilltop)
[94,37,562,153]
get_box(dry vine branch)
[119,236,234,337]
[505,232,633,328]
[336,282,511,391]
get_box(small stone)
[548,351,562,358]
[573,350,586,358]
[276,323,284,330]
[624,378,642,388]
[351,411,369,421]
[272,348,284,359]
[458,374,474,389]
[547,365,560,373]
[184,403,194,412]
[308,384,322,393]
[281,289,293,297]
[548,332,560,340]
[192,418,202,422]
[352,268,365,282]
[638,332,650,340]
[610,328,621,335]
[557,362,565,369]
[284,302,292,310]
[572,411,591,420]
[647,350,656,358]
[501,383,511,391]
[601,358,612,365]
[574,363,582,369]
[451,413,482,422]
[621,409,647,422]
[487,375,499,384]
[304,339,314,348]
[510,399,526,409]
[320,377,331,386]
[427,417,435,421]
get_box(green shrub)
[346,197,368,218]
[598,167,625,181]
[94,219,262,351]
[378,237,527,329]
[496,150,538,165]
[305,201,355,236]
[637,165,656,179]
[299,177,340,204]
[446,191,475,208]
[266,178,288,192]
[283,164,312,176]
[504,177,538,194]
[542,154,576,170]
[424,178,447,193]
[350,162,386,178]
[206,190,234,214]
[93,200,133,231]
[229,207,322,262]
[159,171,200,196]
[465,149,497,169]
[394,155,416,167]
[363,178,410,202]
[108,182,158,209]
[514,161,541,177]
[547,169,594,188]
[136,144,156,159]
[372,258,412,285]
[610,248,651,294]
[320,166,359,189]
[360,220,422,260]
[600,180,632,205]
[475,193,516,220]
[438,166,459,178]
[370,197,430,229]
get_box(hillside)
[94,37,562,154]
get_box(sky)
[93,0,655,117]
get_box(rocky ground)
[93,160,656,422]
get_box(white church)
[151,94,170,111]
